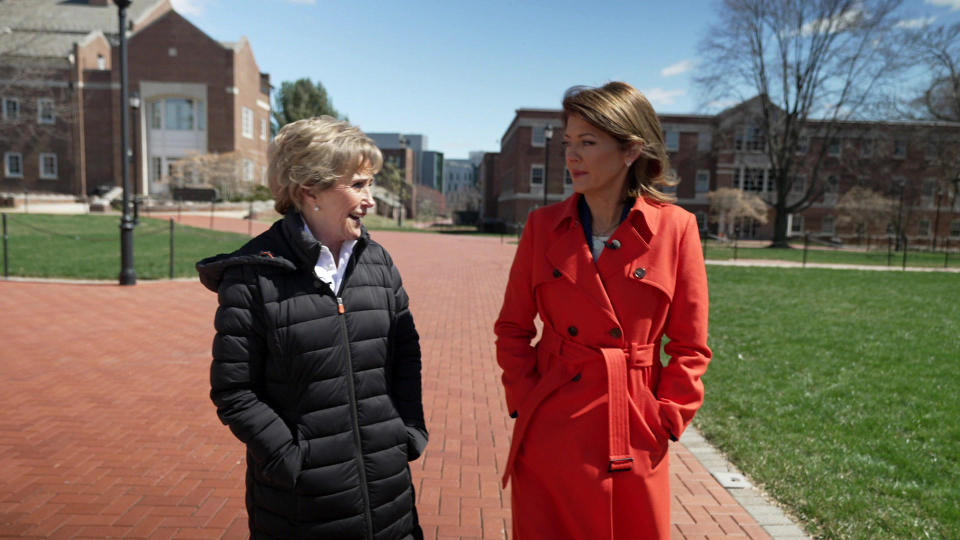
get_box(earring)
[314,206,319,211]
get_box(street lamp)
[542,125,554,207]
[130,91,141,225]
[115,0,136,285]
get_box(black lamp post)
[895,177,906,252]
[542,125,554,208]
[130,91,141,225]
[116,0,136,285]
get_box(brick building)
[483,99,960,244]
[1,0,270,200]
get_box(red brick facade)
[1,2,270,200]
[485,104,960,243]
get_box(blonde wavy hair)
[268,116,383,214]
[562,82,678,203]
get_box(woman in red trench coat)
[495,82,712,539]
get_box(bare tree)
[909,22,960,123]
[697,0,911,247]
[170,152,264,201]
[708,187,769,238]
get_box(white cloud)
[171,0,207,16]
[896,16,937,29]
[705,98,739,112]
[661,59,694,77]
[925,0,960,10]
[642,88,686,106]
[798,8,863,36]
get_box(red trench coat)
[494,194,711,540]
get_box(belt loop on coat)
[601,347,633,472]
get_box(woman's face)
[562,114,636,199]
[301,166,376,248]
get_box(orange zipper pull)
[337,297,345,314]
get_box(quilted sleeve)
[384,253,428,461]
[210,266,305,488]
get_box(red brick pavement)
[0,215,771,539]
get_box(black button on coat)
[196,212,427,540]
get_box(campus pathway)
[0,215,795,539]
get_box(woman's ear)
[299,185,315,209]
[624,141,643,167]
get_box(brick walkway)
[0,215,774,539]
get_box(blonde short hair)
[268,116,383,214]
[562,82,678,203]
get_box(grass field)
[700,266,960,539]
[0,214,249,280]
[703,241,959,269]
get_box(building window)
[97,54,106,70]
[243,159,254,182]
[166,98,195,130]
[197,100,205,131]
[951,220,960,238]
[791,214,804,234]
[3,97,19,121]
[796,135,809,155]
[39,153,57,179]
[242,107,253,139]
[151,101,162,129]
[860,137,873,157]
[697,131,712,152]
[4,152,23,177]
[151,157,163,182]
[737,126,764,152]
[918,219,931,237]
[791,175,806,194]
[665,130,679,152]
[530,165,544,185]
[827,138,841,157]
[260,118,268,140]
[531,126,548,147]
[37,98,55,124]
[825,176,839,194]
[922,178,936,198]
[741,168,765,192]
[822,215,835,234]
[925,141,937,160]
[894,139,907,159]
[695,170,710,193]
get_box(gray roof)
[0,0,166,58]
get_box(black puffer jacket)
[196,212,427,540]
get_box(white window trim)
[242,107,253,139]
[259,118,268,141]
[695,169,710,193]
[3,97,20,121]
[37,98,55,124]
[893,140,907,159]
[827,139,841,158]
[4,152,24,178]
[531,126,547,147]
[665,130,679,152]
[530,164,544,185]
[39,153,57,179]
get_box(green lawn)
[700,266,960,539]
[0,214,249,280]
[703,241,959,269]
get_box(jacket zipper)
[333,241,374,540]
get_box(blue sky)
[172,0,960,159]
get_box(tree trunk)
[770,201,791,248]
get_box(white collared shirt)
[304,224,356,294]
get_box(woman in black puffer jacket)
[196,116,427,540]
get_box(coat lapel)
[597,197,659,282]
[544,196,619,322]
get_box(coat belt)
[502,325,657,486]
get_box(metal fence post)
[2,213,8,279]
[169,218,175,279]
[902,235,908,271]
[23,188,28,214]
[887,236,893,267]
[248,200,253,236]
[803,233,809,267]
[945,237,950,269]
[209,196,215,229]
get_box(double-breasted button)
[610,328,622,338]
[571,373,582,382]
[607,239,621,249]
[567,326,578,337]
[553,268,561,278]
[633,267,646,279]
